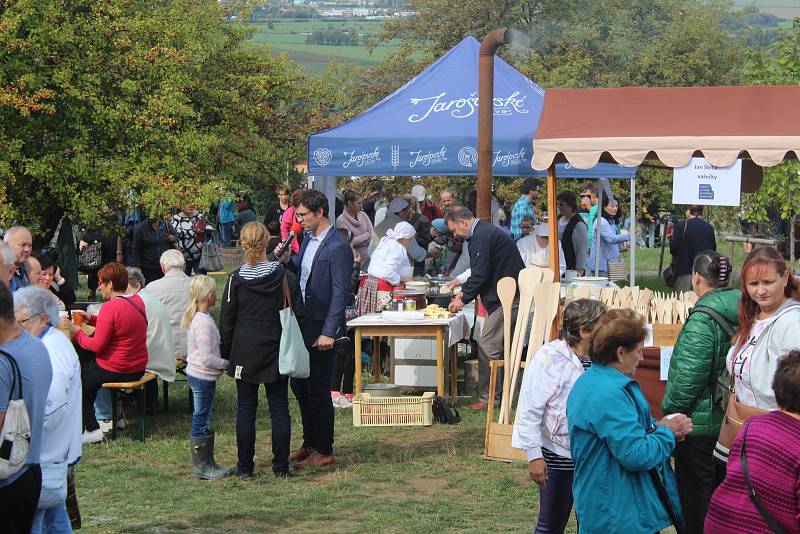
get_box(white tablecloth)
[347,312,470,347]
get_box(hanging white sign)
[672,157,742,206]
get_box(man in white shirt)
[141,249,189,413]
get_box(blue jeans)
[219,222,234,247]
[95,388,123,422]
[535,467,575,534]
[188,375,217,437]
[31,503,72,534]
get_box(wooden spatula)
[496,277,517,425]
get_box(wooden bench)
[102,372,157,442]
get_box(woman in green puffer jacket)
[662,250,739,534]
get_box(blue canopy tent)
[307,36,640,282]
[308,37,636,180]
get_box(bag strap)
[740,423,788,534]
[648,467,685,534]
[116,296,148,324]
[689,306,734,338]
[282,273,291,310]
[0,349,23,402]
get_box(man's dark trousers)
[291,346,336,456]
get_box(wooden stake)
[496,277,517,424]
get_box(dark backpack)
[432,396,461,425]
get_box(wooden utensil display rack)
[484,272,695,462]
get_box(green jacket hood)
[694,287,740,326]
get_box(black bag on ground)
[432,396,461,425]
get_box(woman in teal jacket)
[567,309,693,534]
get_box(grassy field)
[246,21,395,73]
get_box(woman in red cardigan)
[68,262,148,444]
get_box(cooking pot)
[427,293,454,308]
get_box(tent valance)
[531,86,800,170]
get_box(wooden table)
[348,313,469,402]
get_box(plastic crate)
[352,392,434,427]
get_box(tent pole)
[477,29,507,221]
[595,187,603,276]
[547,165,559,281]
[630,177,636,287]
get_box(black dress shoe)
[235,469,254,480]
[274,468,295,479]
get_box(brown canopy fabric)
[531,85,800,170]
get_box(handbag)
[77,242,102,271]
[200,237,223,272]
[278,274,310,379]
[662,220,687,288]
[0,350,31,479]
[715,340,767,458]
[740,423,788,534]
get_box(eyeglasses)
[17,316,35,325]
[580,194,592,199]
[295,210,312,219]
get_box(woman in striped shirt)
[511,299,607,533]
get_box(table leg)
[436,328,444,396]
[373,336,382,382]
[449,345,457,402]
[354,327,362,394]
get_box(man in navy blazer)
[277,189,352,469]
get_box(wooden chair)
[102,372,157,442]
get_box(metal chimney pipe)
[477,28,509,221]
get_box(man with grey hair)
[13,287,82,530]
[0,242,15,288]
[3,226,33,290]
[142,249,190,372]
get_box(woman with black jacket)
[220,221,304,478]
[131,217,178,284]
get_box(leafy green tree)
[740,18,800,262]
[0,0,310,237]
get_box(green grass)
[245,21,397,73]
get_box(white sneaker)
[116,418,126,430]
[99,420,112,433]
[82,429,104,444]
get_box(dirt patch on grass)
[407,476,448,493]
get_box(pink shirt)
[280,206,300,254]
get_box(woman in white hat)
[357,222,417,316]
[517,224,566,276]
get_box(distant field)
[732,0,800,19]
[246,20,396,73]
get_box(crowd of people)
[1,178,798,534]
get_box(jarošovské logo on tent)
[457,147,527,169]
[342,147,380,169]
[312,147,333,168]
[407,91,528,123]
[409,147,447,168]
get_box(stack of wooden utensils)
[496,266,561,425]
[565,285,698,325]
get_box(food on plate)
[423,304,454,319]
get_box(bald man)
[3,226,33,290]
[0,243,15,288]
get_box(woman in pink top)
[280,190,303,255]
[67,262,147,443]
[705,349,800,534]
[183,275,231,480]
[336,189,374,270]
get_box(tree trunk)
[791,214,796,274]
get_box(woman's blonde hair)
[240,221,269,266]
[182,275,216,330]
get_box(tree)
[0,0,310,237]
[740,18,800,264]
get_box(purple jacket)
[705,410,800,534]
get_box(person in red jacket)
[68,262,148,444]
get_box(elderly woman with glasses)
[13,287,82,533]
